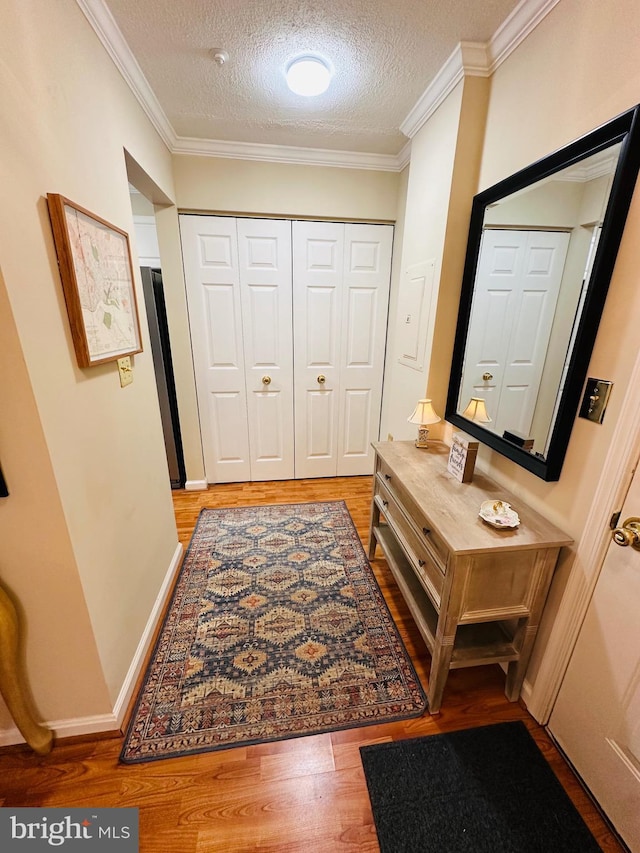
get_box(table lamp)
[407,399,441,448]
[462,397,492,424]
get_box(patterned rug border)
[120,500,427,764]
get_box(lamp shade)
[462,397,492,423]
[408,399,441,425]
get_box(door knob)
[611,517,640,549]
[262,375,271,385]
[317,374,326,384]
[482,372,494,381]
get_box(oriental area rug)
[121,501,426,763]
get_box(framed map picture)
[47,194,143,367]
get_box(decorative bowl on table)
[479,500,520,529]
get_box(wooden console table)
[368,441,572,713]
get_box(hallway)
[0,477,623,852]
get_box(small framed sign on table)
[447,432,479,483]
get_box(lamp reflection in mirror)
[462,397,492,424]
[408,399,441,448]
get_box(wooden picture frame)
[47,194,143,367]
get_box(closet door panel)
[293,221,343,478]
[337,224,393,475]
[253,391,287,463]
[204,284,241,367]
[342,389,371,456]
[180,215,250,483]
[208,391,250,466]
[238,218,294,480]
[305,391,335,459]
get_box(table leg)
[368,498,380,560]
[427,637,455,714]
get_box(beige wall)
[381,76,489,443]
[426,0,640,686]
[173,156,399,221]
[0,0,179,731]
[0,271,110,724]
[380,164,410,439]
[427,76,490,411]
[380,85,464,442]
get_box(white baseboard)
[185,479,208,491]
[519,677,536,719]
[0,542,184,748]
[0,714,121,749]
[112,542,183,726]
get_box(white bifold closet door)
[180,216,294,483]
[180,215,392,483]
[293,221,393,478]
[459,229,569,439]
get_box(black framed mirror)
[446,105,640,481]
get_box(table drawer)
[375,460,448,568]
[375,477,445,608]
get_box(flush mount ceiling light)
[286,55,332,96]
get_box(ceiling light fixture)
[286,55,332,96]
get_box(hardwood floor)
[0,477,623,852]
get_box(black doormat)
[360,721,602,853]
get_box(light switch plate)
[579,378,613,423]
[117,356,133,387]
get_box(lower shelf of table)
[372,524,520,669]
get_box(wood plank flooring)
[0,477,624,852]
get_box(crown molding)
[396,140,412,172]
[172,137,403,171]
[487,0,561,72]
[400,0,560,141]
[75,0,176,150]
[400,42,489,140]
[553,151,619,182]
[77,0,560,170]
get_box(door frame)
[524,344,640,723]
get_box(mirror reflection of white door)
[460,229,569,439]
[549,454,640,850]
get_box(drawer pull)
[382,500,389,508]
[422,527,431,536]
[418,559,426,567]
[384,473,391,481]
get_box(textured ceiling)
[103,0,520,155]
